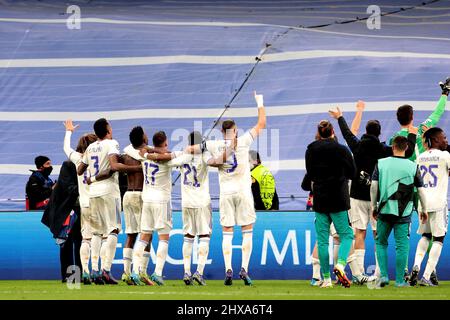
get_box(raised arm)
[249,91,266,139]
[350,100,365,136]
[63,119,80,159]
[329,107,359,151]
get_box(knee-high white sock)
[197,237,210,275]
[182,237,194,275]
[312,257,321,280]
[100,238,108,271]
[154,240,169,277]
[333,244,340,266]
[142,251,151,274]
[123,248,133,275]
[80,240,91,274]
[423,242,443,280]
[132,239,148,274]
[347,253,361,277]
[222,232,233,272]
[102,233,118,272]
[375,249,381,278]
[90,235,102,272]
[354,249,365,274]
[414,236,430,270]
[241,230,253,272]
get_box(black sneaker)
[430,271,439,286]
[409,265,419,286]
[92,271,105,285]
[239,268,253,286]
[224,269,233,286]
[102,269,119,285]
[403,269,410,283]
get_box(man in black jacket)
[42,160,82,282]
[305,120,356,288]
[329,102,417,280]
[26,156,55,210]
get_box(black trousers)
[59,207,82,281]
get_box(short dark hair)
[189,131,203,146]
[93,118,109,139]
[76,133,97,153]
[423,127,443,148]
[249,150,261,164]
[392,135,408,151]
[317,120,333,139]
[153,131,167,147]
[129,126,145,148]
[396,105,413,126]
[366,120,381,137]
[222,119,236,131]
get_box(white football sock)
[80,240,91,274]
[182,237,194,275]
[375,250,381,278]
[132,239,148,274]
[154,240,169,277]
[423,242,443,280]
[333,244,340,266]
[123,247,133,275]
[355,249,365,274]
[102,233,118,272]
[312,257,321,280]
[413,236,430,270]
[347,253,361,276]
[100,238,108,271]
[197,237,210,275]
[90,235,102,272]
[142,251,151,274]
[222,232,233,272]
[241,230,253,272]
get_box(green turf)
[0,280,450,300]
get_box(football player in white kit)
[77,118,141,284]
[410,127,450,286]
[173,131,214,286]
[63,120,98,284]
[204,92,266,286]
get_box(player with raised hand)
[203,91,266,286]
[77,118,142,285]
[410,127,450,286]
[63,119,112,284]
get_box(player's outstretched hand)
[328,107,342,119]
[64,119,79,132]
[254,91,264,108]
[356,100,365,111]
[439,77,450,96]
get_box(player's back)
[83,139,120,197]
[417,149,450,211]
[141,158,172,203]
[123,154,144,190]
[206,131,253,195]
[179,153,210,208]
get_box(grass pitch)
[0,280,449,300]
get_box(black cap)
[34,155,50,169]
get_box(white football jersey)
[206,131,254,195]
[64,131,90,208]
[171,152,212,208]
[417,149,450,212]
[82,139,120,198]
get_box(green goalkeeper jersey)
[389,95,447,162]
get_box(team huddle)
[304,78,450,288]
[63,92,266,286]
[61,77,450,289]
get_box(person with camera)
[329,101,417,280]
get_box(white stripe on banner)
[0,100,442,121]
[0,159,304,175]
[1,50,449,69]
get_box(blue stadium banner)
[0,211,448,280]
